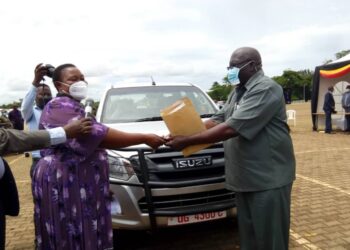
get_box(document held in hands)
[160,97,211,157]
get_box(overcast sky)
[1,0,349,105]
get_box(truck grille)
[138,189,235,213]
[131,144,225,184]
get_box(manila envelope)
[160,97,211,157]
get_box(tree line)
[207,50,350,102]
[207,69,313,102]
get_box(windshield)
[101,85,217,123]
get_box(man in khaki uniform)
[0,116,12,129]
[166,47,295,250]
[0,118,92,249]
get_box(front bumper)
[110,178,235,230]
[109,146,236,230]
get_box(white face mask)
[60,81,88,101]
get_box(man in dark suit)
[0,118,92,250]
[323,86,336,134]
[8,105,24,130]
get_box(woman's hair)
[52,63,76,82]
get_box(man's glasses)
[227,60,254,70]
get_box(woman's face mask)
[60,81,88,101]
[227,61,253,85]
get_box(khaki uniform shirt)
[212,70,295,192]
[0,129,50,156]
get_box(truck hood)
[104,121,169,136]
[102,118,210,157]
[102,121,169,157]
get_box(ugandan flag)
[320,64,350,79]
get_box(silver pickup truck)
[95,82,236,232]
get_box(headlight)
[108,155,135,181]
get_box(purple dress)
[32,96,113,250]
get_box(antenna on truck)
[151,76,156,86]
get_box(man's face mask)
[227,61,253,85]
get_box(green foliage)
[272,69,313,100]
[208,69,314,102]
[207,81,233,101]
[92,101,100,116]
[323,49,350,64]
[323,59,333,65]
[0,102,21,109]
[335,50,350,59]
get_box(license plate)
[167,211,226,226]
[172,155,212,169]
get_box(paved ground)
[4,102,350,249]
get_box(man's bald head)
[230,47,262,69]
[229,47,262,85]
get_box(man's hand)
[33,63,48,86]
[165,135,188,151]
[63,118,93,139]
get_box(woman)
[32,64,165,250]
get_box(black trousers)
[345,114,350,131]
[0,158,20,250]
[236,183,293,250]
[325,111,332,133]
[0,201,5,250]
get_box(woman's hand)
[145,134,167,150]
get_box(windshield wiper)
[135,116,163,122]
[200,114,215,118]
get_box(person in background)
[0,118,93,250]
[341,84,350,132]
[33,63,165,250]
[323,86,336,134]
[8,105,24,130]
[21,63,53,178]
[166,47,295,250]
